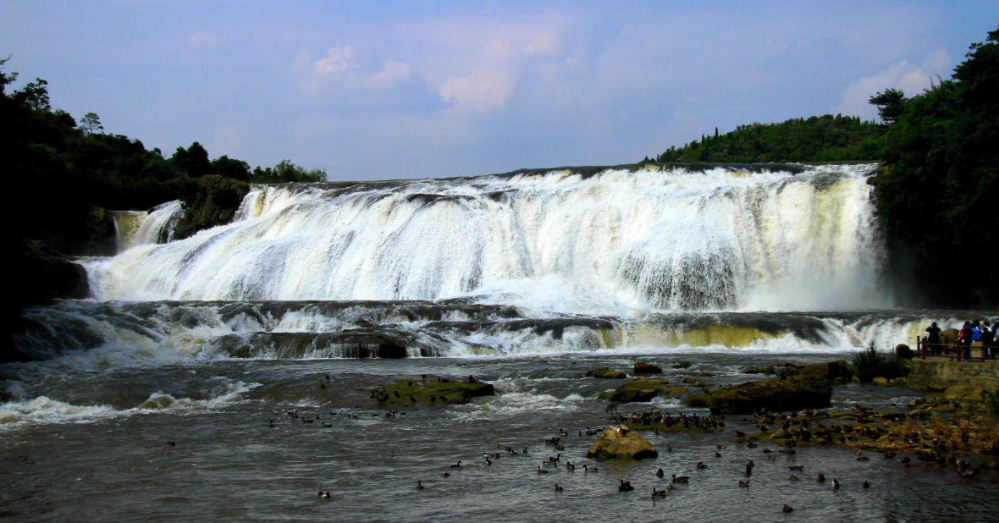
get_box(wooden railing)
[915,336,997,361]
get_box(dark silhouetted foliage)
[872,26,999,307]
[651,115,884,164]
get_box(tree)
[211,155,251,181]
[869,88,907,124]
[13,78,51,112]
[171,141,211,177]
[80,112,103,134]
[872,25,999,307]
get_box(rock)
[587,425,658,459]
[873,377,890,386]
[791,360,853,382]
[599,378,688,402]
[895,344,914,359]
[633,361,663,375]
[81,207,118,256]
[908,359,999,393]
[682,376,713,388]
[889,377,908,386]
[585,367,627,379]
[743,365,778,375]
[373,377,495,405]
[944,385,985,402]
[173,175,250,240]
[683,376,832,414]
[939,329,960,343]
[14,239,90,306]
[673,361,693,369]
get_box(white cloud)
[370,61,413,88]
[838,49,953,120]
[298,46,414,94]
[313,46,356,75]
[433,29,562,109]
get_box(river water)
[3,350,998,522]
[3,164,998,521]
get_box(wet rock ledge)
[372,376,495,405]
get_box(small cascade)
[110,200,184,253]
[111,210,148,252]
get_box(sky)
[2,1,996,181]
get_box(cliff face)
[908,359,999,401]
[172,175,250,240]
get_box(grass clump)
[851,344,910,383]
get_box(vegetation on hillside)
[869,27,999,307]
[647,115,884,164]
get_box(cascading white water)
[85,164,887,312]
[111,200,184,253]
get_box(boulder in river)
[633,361,663,375]
[599,378,688,403]
[372,376,495,405]
[585,367,627,379]
[587,425,658,459]
[683,376,832,414]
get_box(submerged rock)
[683,376,832,414]
[633,361,663,375]
[372,377,495,405]
[788,360,853,382]
[587,425,658,459]
[585,367,627,379]
[599,378,687,403]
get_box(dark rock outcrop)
[585,367,627,379]
[173,175,250,240]
[599,378,687,403]
[633,361,663,375]
[372,377,495,405]
[683,376,833,414]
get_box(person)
[958,322,973,361]
[925,322,942,356]
[991,320,999,359]
[981,321,994,360]
[971,321,984,361]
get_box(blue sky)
[2,1,995,180]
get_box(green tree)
[869,88,907,124]
[171,141,211,178]
[211,155,251,181]
[873,26,999,307]
[80,112,103,134]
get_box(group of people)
[924,320,999,361]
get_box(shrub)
[851,344,910,383]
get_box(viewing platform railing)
[916,336,997,361]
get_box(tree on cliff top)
[873,26,999,307]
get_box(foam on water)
[0,379,259,431]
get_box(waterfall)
[85,164,888,312]
[111,200,184,253]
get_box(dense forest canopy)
[646,26,998,308]
[648,115,884,164]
